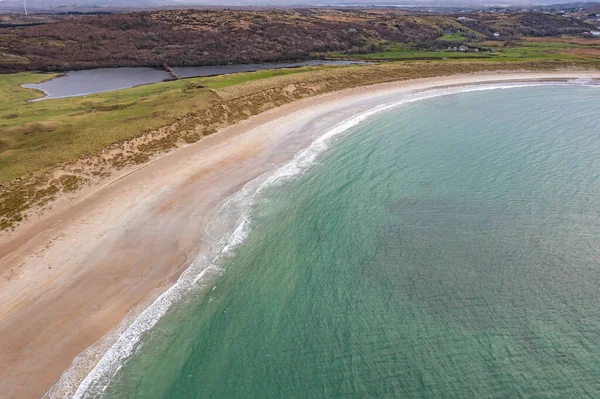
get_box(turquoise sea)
[82,84,600,398]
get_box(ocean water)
[82,85,600,398]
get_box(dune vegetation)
[1,59,600,230]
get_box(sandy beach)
[1,71,598,399]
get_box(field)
[0,65,340,184]
[329,43,491,60]
[0,73,209,183]
[337,50,490,60]
[492,40,600,61]
[330,38,600,62]
[439,32,468,42]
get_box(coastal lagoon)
[22,61,359,101]
[22,67,172,101]
[77,84,600,398]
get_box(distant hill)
[3,0,600,11]
[0,9,593,72]
[543,2,600,10]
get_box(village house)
[446,45,472,52]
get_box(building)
[493,32,501,37]
[591,31,600,37]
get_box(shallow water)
[22,61,360,101]
[22,67,172,101]
[83,85,600,398]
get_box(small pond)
[23,60,361,101]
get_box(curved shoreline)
[0,72,599,399]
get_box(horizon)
[1,0,600,11]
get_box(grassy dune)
[0,66,334,184]
[1,60,599,230]
[1,74,207,183]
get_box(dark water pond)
[23,61,360,101]
[22,67,172,101]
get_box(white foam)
[56,81,586,399]
[567,77,600,86]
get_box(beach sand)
[0,71,598,399]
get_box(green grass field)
[439,32,468,42]
[201,67,328,89]
[0,67,329,184]
[328,42,491,60]
[0,73,205,183]
[329,39,600,62]
[486,40,598,61]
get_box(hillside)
[0,9,593,72]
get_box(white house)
[493,32,500,37]
[591,31,600,37]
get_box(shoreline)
[1,71,599,399]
